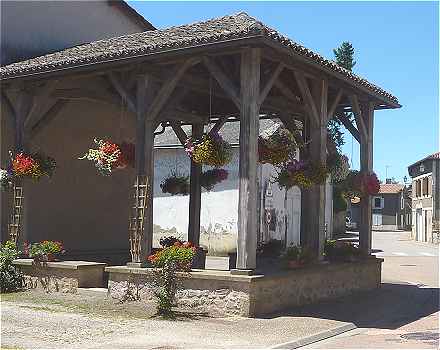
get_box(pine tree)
[333,42,356,71]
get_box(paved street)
[302,231,439,349]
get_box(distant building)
[408,152,440,243]
[371,181,404,231]
[397,185,412,230]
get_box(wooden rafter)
[335,110,360,143]
[209,116,229,135]
[107,72,137,113]
[258,62,285,107]
[293,71,320,126]
[30,100,67,139]
[170,121,188,145]
[327,88,343,122]
[203,56,241,109]
[24,81,58,131]
[52,88,120,105]
[349,94,367,140]
[147,58,199,121]
[1,91,16,124]
[273,79,299,104]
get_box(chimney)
[386,178,392,184]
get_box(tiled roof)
[154,119,280,147]
[379,183,404,194]
[408,152,440,168]
[0,12,398,105]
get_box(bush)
[324,240,360,262]
[0,240,23,293]
[281,244,314,265]
[26,240,65,262]
[147,243,196,316]
[257,239,283,258]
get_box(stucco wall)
[1,1,149,64]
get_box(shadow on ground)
[263,283,439,330]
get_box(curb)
[271,322,357,349]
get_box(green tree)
[333,42,356,71]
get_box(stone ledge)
[13,259,108,291]
[13,259,107,270]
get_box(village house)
[371,181,404,231]
[1,1,401,316]
[408,152,440,243]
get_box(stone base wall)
[106,258,382,317]
[13,259,107,293]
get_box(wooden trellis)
[128,175,149,262]
[8,184,24,244]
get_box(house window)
[423,177,429,196]
[373,197,384,209]
[401,194,404,209]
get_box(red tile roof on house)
[379,183,404,194]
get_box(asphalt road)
[302,230,439,349]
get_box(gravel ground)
[1,290,348,349]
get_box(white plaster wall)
[1,1,148,64]
[153,147,302,253]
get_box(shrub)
[281,244,314,265]
[257,239,283,258]
[324,240,360,262]
[147,242,196,316]
[0,240,23,293]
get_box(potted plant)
[158,236,206,269]
[282,245,314,269]
[79,138,135,176]
[274,159,328,190]
[25,240,65,262]
[160,174,190,196]
[184,132,232,167]
[10,151,56,181]
[258,126,297,165]
[324,240,360,263]
[200,168,228,191]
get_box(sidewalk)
[1,290,354,349]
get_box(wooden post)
[304,78,328,259]
[129,74,155,264]
[235,48,261,272]
[188,124,203,245]
[359,102,374,255]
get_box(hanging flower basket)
[0,169,13,191]
[274,160,328,190]
[201,168,228,191]
[184,132,232,167]
[327,153,350,183]
[258,127,296,165]
[79,139,135,176]
[343,170,380,197]
[9,151,56,181]
[160,174,190,196]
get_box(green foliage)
[148,244,196,316]
[327,118,345,150]
[0,240,23,293]
[333,42,356,71]
[257,239,283,258]
[27,241,64,261]
[333,188,348,212]
[324,240,360,262]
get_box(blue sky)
[129,1,439,183]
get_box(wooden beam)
[30,100,67,139]
[335,111,360,143]
[24,81,58,131]
[293,71,320,126]
[15,90,34,151]
[209,116,229,135]
[170,122,188,145]
[349,94,367,140]
[1,91,16,125]
[203,56,241,109]
[327,89,343,122]
[274,79,302,105]
[258,62,284,107]
[359,102,374,255]
[188,123,203,246]
[236,48,261,271]
[52,88,120,106]
[107,72,137,113]
[147,58,199,121]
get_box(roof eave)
[260,37,400,109]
